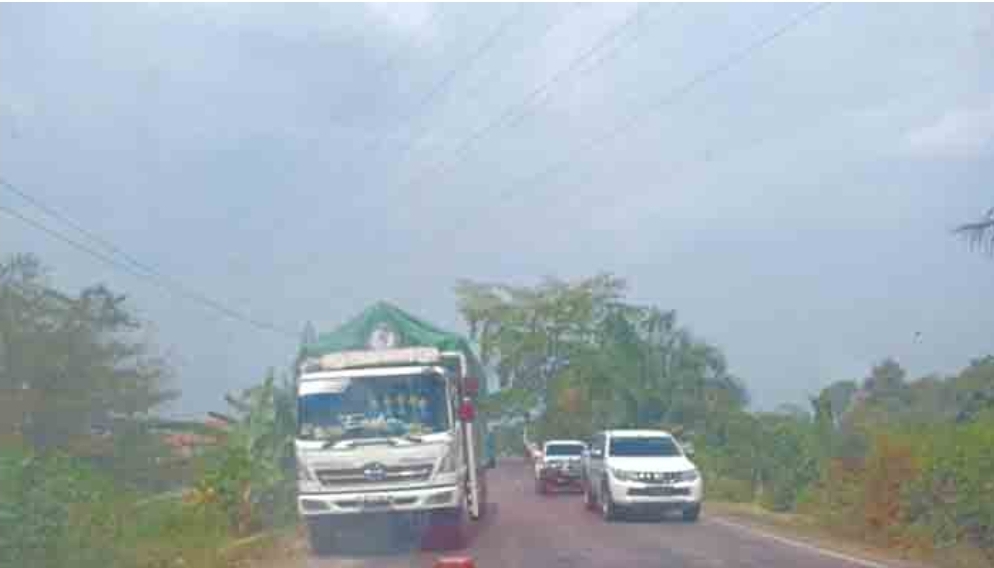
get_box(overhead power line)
[342,3,526,184]
[0,178,297,338]
[396,3,664,198]
[385,3,583,173]
[491,2,831,205]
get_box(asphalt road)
[289,458,897,568]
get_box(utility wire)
[396,3,662,197]
[0,180,297,338]
[491,2,831,204]
[344,3,525,183]
[385,3,583,174]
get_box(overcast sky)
[3,3,993,415]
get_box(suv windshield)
[297,372,450,442]
[545,444,585,456]
[609,437,682,457]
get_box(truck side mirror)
[463,376,480,397]
[681,442,695,457]
[590,448,603,459]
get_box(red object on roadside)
[435,557,476,568]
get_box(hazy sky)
[3,3,993,416]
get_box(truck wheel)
[601,482,619,522]
[682,503,701,523]
[472,472,488,520]
[306,517,335,555]
[535,478,546,495]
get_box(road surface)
[284,458,901,568]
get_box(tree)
[455,273,745,439]
[0,254,176,452]
[954,208,994,255]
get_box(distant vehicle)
[534,439,587,494]
[581,429,702,522]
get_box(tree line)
[0,253,295,568]
[456,273,994,567]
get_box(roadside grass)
[706,500,989,568]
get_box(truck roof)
[300,302,487,388]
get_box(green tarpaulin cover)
[302,302,487,393]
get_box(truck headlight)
[609,467,636,481]
[677,469,700,482]
[296,458,315,482]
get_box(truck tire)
[306,517,335,555]
[472,470,488,520]
[535,477,546,495]
[682,503,701,523]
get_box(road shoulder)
[705,502,933,568]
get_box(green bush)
[0,446,235,568]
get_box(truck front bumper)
[298,484,463,516]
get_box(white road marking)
[707,517,895,568]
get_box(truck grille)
[316,464,433,487]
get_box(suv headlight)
[609,467,636,481]
[677,469,700,482]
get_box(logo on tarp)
[368,324,398,350]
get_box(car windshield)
[609,437,682,457]
[297,372,450,441]
[545,444,584,456]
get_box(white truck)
[294,304,491,553]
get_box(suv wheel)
[600,482,619,522]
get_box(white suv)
[582,429,702,522]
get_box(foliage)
[0,445,232,568]
[191,370,296,535]
[954,209,994,255]
[456,273,746,439]
[458,272,994,565]
[0,253,176,455]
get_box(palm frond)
[954,212,994,255]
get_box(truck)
[294,303,491,553]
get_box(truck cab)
[295,346,487,551]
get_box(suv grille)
[631,471,682,484]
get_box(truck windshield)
[609,437,682,457]
[297,372,450,442]
[545,444,585,456]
